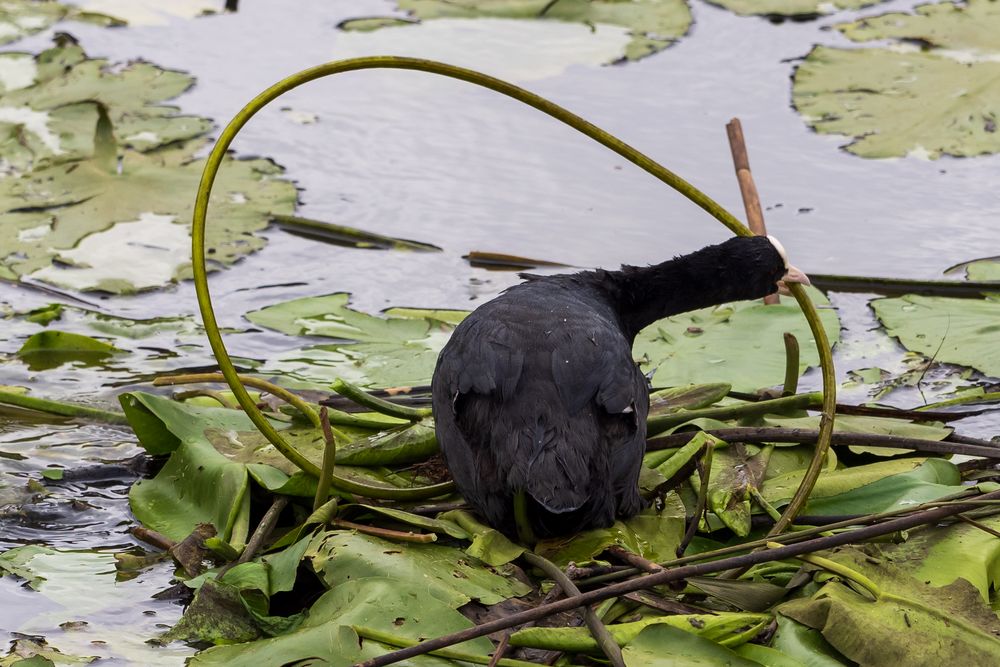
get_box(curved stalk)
[0,389,128,425]
[331,378,430,421]
[190,55,835,547]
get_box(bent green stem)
[190,54,835,555]
[331,378,430,421]
[647,392,818,436]
[0,389,128,425]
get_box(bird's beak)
[777,265,810,296]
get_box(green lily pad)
[966,259,1000,282]
[837,0,1000,53]
[248,293,457,388]
[793,40,1000,158]
[623,624,760,666]
[533,494,686,567]
[0,1,121,47]
[306,530,530,607]
[705,0,887,18]
[0,44,295,293]
[340,0,693,62]
[0,44,211,171]
[871,294,1000,379]
[779,546,1000,665]
[189,578,490,666]
[633,286,840,392]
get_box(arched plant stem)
[191,55,834,546]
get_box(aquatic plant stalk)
[0,389,129,424]
[331,378,431,421]
[782,333,800,396]
[190,54,836,584]
[351,626,539,667]
[313,407,337,511]
[647,392,818,436]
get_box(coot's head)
[765,235,810,295]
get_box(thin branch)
[332,518,436,543]
[522,552,624,667]
[646,427,1000,459]
[314,407,337,511]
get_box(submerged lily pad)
[793,0,1000,159]
[871,294,1000,379]
[704,0,887,18]
[339,0,693,62]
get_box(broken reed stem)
[522,552,625,667]
[314,407,338,511]
[237,496,288,565]
[646,427,1000,459]
[726,118,778,305]
[726,390,986,422]
[332,518,436,543]
[606,546,663,573]
[677,442,714,557]
[352,626,538,667]
[782,333,800,396]
[355,488,1000,667]
[917,392,1000,411]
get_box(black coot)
[431,235,809,538]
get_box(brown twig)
[677,442,714,557]
[605,546,663,574]
[521,552,624,667]
[353,489,1000,667]
[726,117,778,305]
[623,591,712,616]
[331,518,436,543]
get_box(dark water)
[2,0,999,662]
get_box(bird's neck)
[603,238,781,339]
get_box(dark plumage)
[431,235,808,538]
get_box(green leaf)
[343,0,693,63]
[966,259,1000,282]
[793,44,1000,159]
[649,383,732,414]
[248,293,457,388]
[779,549,1000,666]
[623,624,761,666]
[0,545,57,589]
[871,294,1000,379]
[768,615,850,667]
[761,457,962,514]
[534,495,686,567]
[129,438,251,546]
[336,421,439,466]
[837,0,1000,53]
[705,0,887,17]
[24,303,63,326]
[0,1,121,48]
[439,509,526,566]
[307,530,530,607]
[634,286,840,392]
[190,579,490,666]
[511,611,771,653]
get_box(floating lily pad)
[247,293,457,388]
[0,44,212,171]
[837,0,1000,53]
[306,530,530,607]
[79,0,225,26]
[0,43,295,293]
[704,0,887,18]
[339,0,693,62]
[0,1,120,47]
[966,259,1000,282]
[794,46,1000,159]
[871,294,1000,379]
[633,286,840,392]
